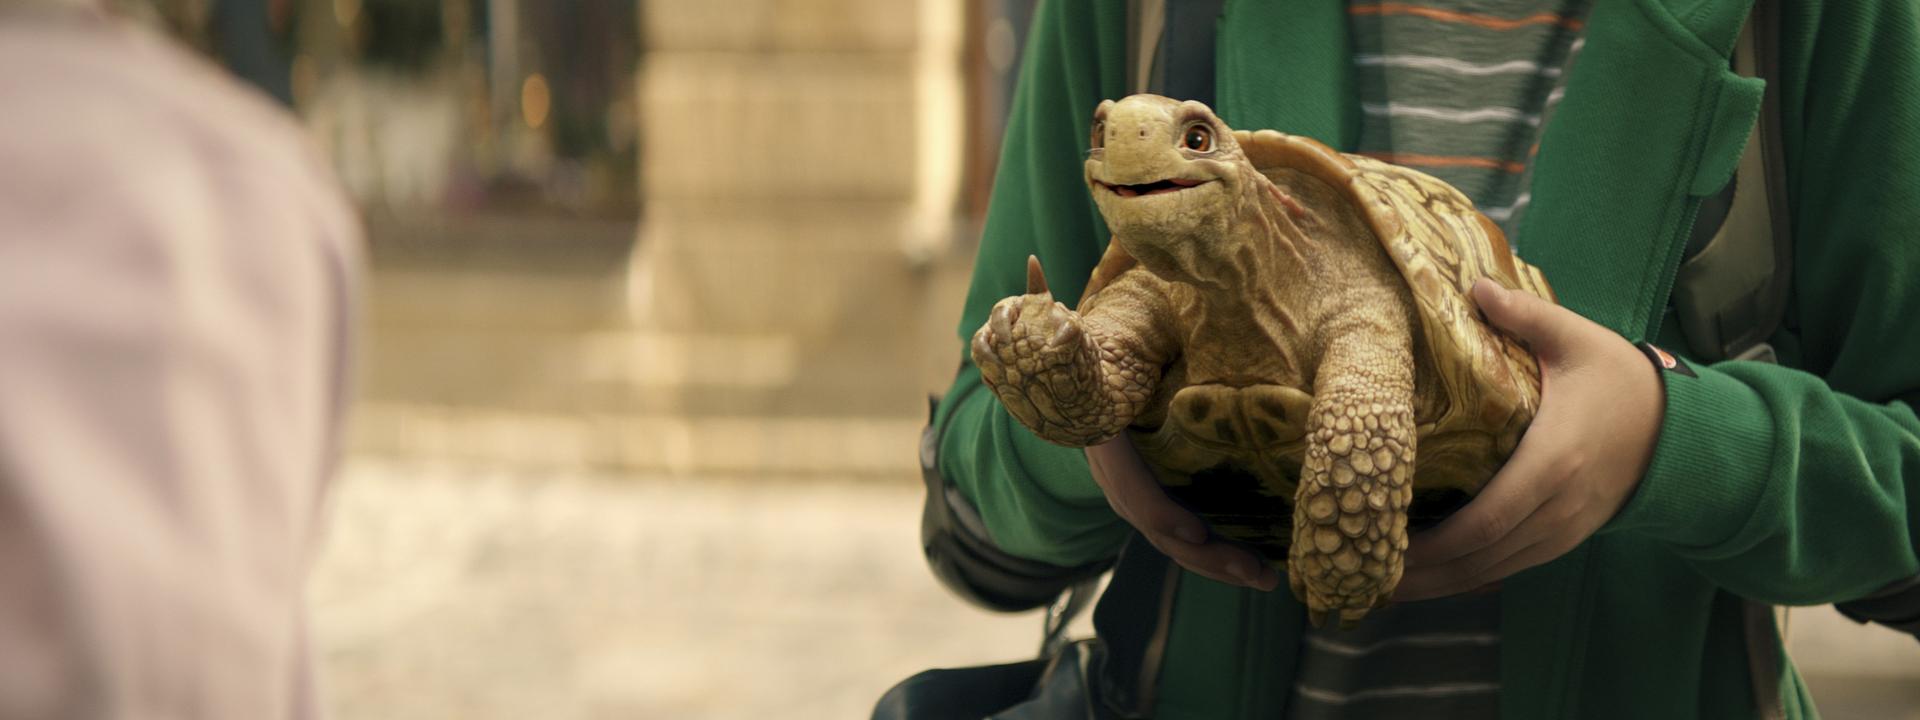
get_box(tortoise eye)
[1182,124,1213,152]
[1090,119,1105,149]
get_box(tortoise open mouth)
[1101,178,1212,198]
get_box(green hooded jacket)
[934,0,1920,717]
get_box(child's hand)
[1393,280,1665,601]
[1085,436,1281,591]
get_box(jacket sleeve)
[933,0,1132,567]
[1605,0,1920,605]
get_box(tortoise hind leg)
[1289,338,1416,628]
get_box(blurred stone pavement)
[310,462,1920,720]
[310,460,1047,719]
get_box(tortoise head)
[1085,94,1258,285]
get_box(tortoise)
[968,94,1554,627]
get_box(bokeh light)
[521,72,550,130]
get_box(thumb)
[1472,278,1577,359]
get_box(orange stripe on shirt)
[1349,3,1584,31]
[1360,151,1527,174]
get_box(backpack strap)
[1671,0,1794,364]
[1090,536,1183,718]
[1834,575,1920,638]
[1125,0,1165,96]
[1125,0,1224,105]
[1683,5,1920,707]
[1060,4,1227,717]
[1682,6,1797,719]
[918,391,1113,614]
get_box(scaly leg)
[972,256,1162,447]
[1289,336,1416,628]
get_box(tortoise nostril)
[1138,128,1148,139]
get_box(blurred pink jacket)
[0,7,359,719]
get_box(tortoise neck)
[1145,167,1306,290]
[1183,174,1311,379]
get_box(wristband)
[1635,341,1697,379]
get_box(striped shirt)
[1289,594,1506,718]
[1346,0,1593,237]
[1286,3,1592,717]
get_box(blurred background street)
[100,0,1920,717]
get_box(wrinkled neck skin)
[1109,161,1401,387]
[1193,164,1318,380]
[1114,162,1323,383]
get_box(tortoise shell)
[1239,130,1551,482]
[1085,130,1554,560]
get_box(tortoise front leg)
[971,257,1167,447]
[1289,335,1416,628]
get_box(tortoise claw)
[970,327,998,367]
[1048,317,1081,349]
[989,298,1021,340]
[1026,255,1050,296]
